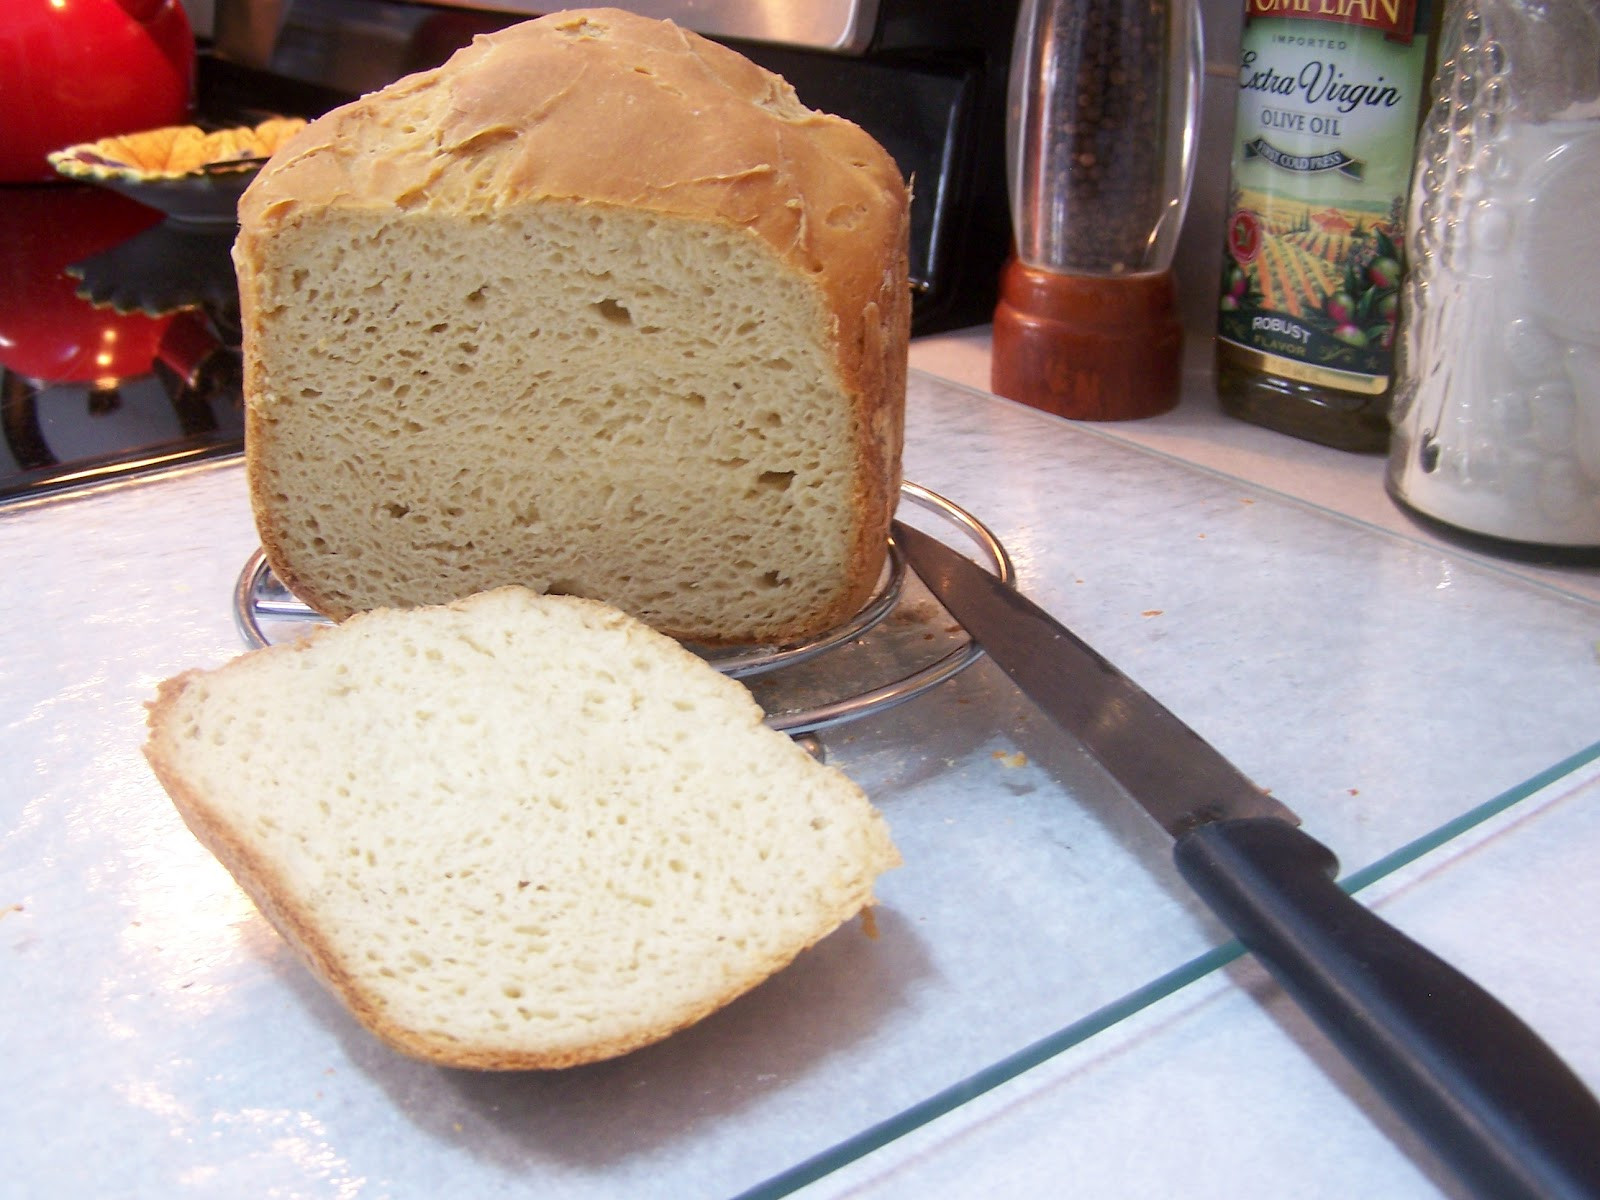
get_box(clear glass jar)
[1387,0,1600,559]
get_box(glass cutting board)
[4,371,1598,1199]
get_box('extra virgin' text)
[1239,52,1403,114]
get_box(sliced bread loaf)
[143,587,900,1069]
[234,8,911,645]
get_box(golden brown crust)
[233,8,909,638]
[237,11,907,392]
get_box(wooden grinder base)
[991,259,1184,421]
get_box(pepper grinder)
[994,0,1202,419]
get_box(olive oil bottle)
[1214,0,1439,452]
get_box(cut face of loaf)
[143,588,901,1070]
[248,204,879,640]
[235,8,912,645]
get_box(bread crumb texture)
[234,8,911,644]
[143,589,901,1069]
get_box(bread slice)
[233,8,911,645]
[143,587,900,1069]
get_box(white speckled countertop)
[797,331,1600,1200]
[4,333,1598,1199]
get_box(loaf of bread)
[143,587,900,1069]
[233,7,911,645]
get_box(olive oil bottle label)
[1217,0,1433,395]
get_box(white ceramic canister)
[1387,0,1600,558]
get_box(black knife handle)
[1174,817,1600,1200]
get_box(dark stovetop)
[0,56,354,511]
[0,61,287,510]
[0,184,247,508]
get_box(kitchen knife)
[891,519,1600,1200]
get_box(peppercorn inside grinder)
[994,0,1202,419]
